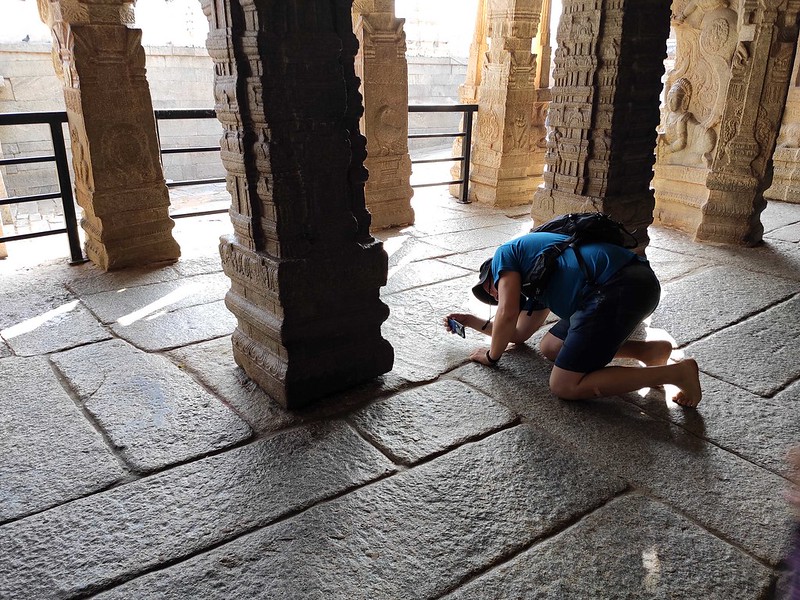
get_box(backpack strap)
[570,244,595,287]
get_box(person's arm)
[443,308,549,341]
[470,271,523,365]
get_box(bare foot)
[671,358,702,408]
[641,340,674,367]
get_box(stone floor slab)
[65,263,181,296]
[762,200,800,234]
[407,213,521,236]
[81,272,230,324]
[629,373,800,478]
[93,426,626,599]
[50,339,251,472]
[0,422,394,599]
[171,254,224,278]
[451,354,793,564]
[766,222,800,243]
[383,277,494,382]
[686,295,800,397]
[0,264,76,331]
[0,340,11,358]
[0,357,124,522]
[167,336,409,434]
[447,494,772,600]
[1,300,111,356]
[384,259,472,295]
[109,299,236,351]
[649,265,798,346]
[349,379,516,464]
[422,228,511,253]
[646,246,709,282]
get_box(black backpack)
[520,212,638,303]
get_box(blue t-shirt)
[491,232,638,318]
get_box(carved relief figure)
[657,78,717,167]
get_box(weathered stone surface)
[686,295,800,397]
[80,272,229,324]
[423,228,512,253]
[767,222,800,243]
[0,357,124,522]
[384,259,472,295]
[408,213,522,237]
[629,373,800,478]
[167,336,409,434]
[0,422,394,598]
[93,426,625,599]
[171,254,224,278]
[448,495,772,600]
[109,299,236,351]
[65,263,180,296]
[452,355,793,564]
[383,277,495,382]
[645,246,708,283]
[0,264,76,331]
[438,247,496,271]
[0,340,11,358]
[762,200,800,234]
[378,233,451,268]
[1,300,111,356]
[349,379,516,464]
[650,265,798,346]
[51,339,251,472]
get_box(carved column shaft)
[655,0,800,245]
[202,0,393,408]
[38,0,180,270]
[533,0,671,248]
[469,0,548,208]
[352,0,415,229]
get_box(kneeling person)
[444,231,702,407]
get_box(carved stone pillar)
[201,0,393,408]
[532,0,671,248]
[654,0,800,245]
[37,0,180,270]
[765,35,800,204]
[469,0,548,208]
[351,0,414,229]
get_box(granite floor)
[1,188,799,599]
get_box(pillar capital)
[37,0,135,27]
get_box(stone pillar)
[469,0,549,208]
[654,0,800,245]
[0,167,8,259]
[765,35,800,204]
[37,0,180,270]
[352,0,414,229]
[532,0,672,248]
[201,0,394,408]
[449,0,488,197]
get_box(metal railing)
[408,104,477,204]
[0,111,84,263]
[0,104,479,261]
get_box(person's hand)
[469,347,497,366]
[443,313,474,334]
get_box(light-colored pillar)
[765,35,800,204]
[653,0,800,245]
[532,0,671,248]
[0,166,8,259]
[469,0,548,208]
[37,0,180,270]
[201,0,393,408]
[352,0,414,229]
[449,0,489,198]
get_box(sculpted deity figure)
[672,0,729,26]
[658,78,717,167]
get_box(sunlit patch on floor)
[116,287,194,326]
[0,300,80,339]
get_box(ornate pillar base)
[363,154,414,230]
[765,147,800,204]
[652,164,708,237]
[221,237,393,408]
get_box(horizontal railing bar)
[411,156,464,165]
[0,228,67,243]
[0,155,56,167]
[0,112,68,126]
[166,177,226,188]
[154,109,217,120]
[171,208,228,219]
[0,192,62,206]
[408,132,465,140]
[412,180,464,188]
[161,146,220,155]
[408,104,478,113]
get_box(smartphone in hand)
[448,318,466,338]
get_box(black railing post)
[49,119,85,264]
[459,107,474,204]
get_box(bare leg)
[540,333,673,367]
[549,359,702,408]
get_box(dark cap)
[472,258,497,305]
